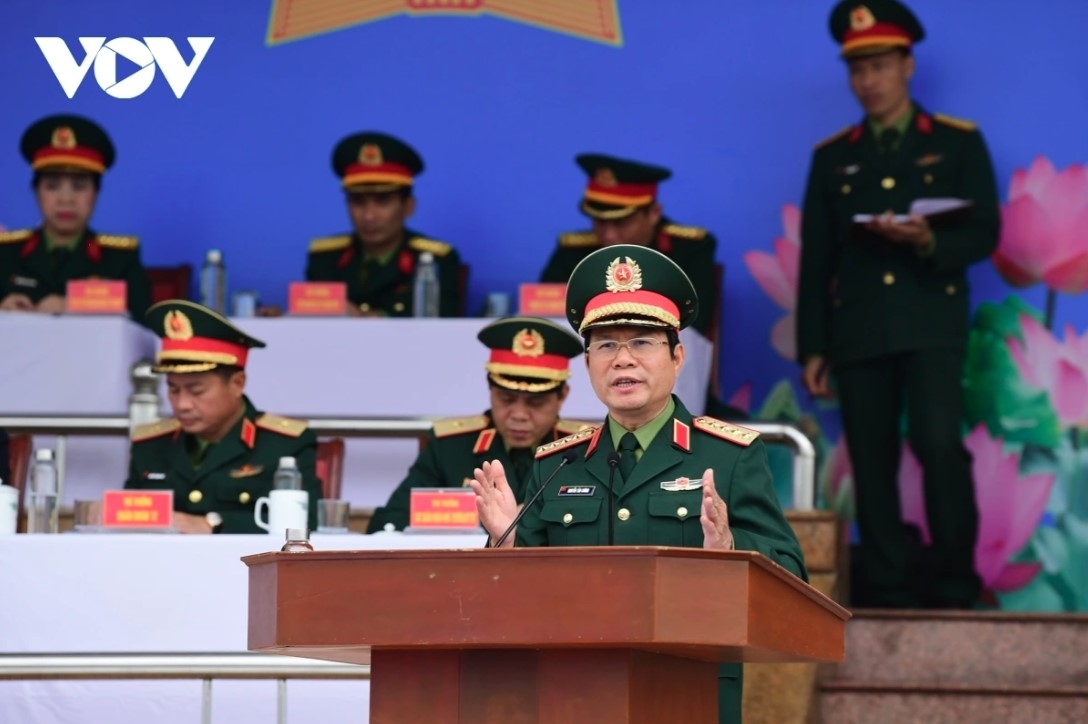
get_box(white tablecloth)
[0,532,487,724]
[2,316,711,509]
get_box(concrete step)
[821,682,1088,724]
[836,610,1088,688]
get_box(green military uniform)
[369,315,588,532]
[126,397,320,533]
[541,219,718,336]
[0,228,151,319]
[541,153,719,336]
[514,244,806,724]
[307,130,465,317]
[124,300,322,533]
[3,114,152,319]
[305,230,462,316]
[796,0,997,607]
[366,414,595,532]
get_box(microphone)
[606,452,620,545]
[492,450,576,548]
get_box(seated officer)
[125,300,321,534]
[0,114,151,320]
[306,131,464,317]
[367,317,590,532]
[540,153,719,336]
[474,246,806,724]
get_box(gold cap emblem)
[359,143,383,167]
[164,310,194,341]
[51,126,76,150]
[605,256,643,293]
[850,5,876,31]
[512,328,545,358]
[594,168,617,187]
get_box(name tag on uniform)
[660,477,704,492]
[11,275,38,288]
[558,485,596,496]
[143,472,166,481]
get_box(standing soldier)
[796,0,999,608]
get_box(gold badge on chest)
[229,464,264,478]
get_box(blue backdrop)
[5,1,1088,610]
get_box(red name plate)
[409,488,479,530]
[288,282,347,315]
[519,283,567,316]
[66,280,127,314]
[102,490,174,529]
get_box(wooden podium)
[244,546,849,724]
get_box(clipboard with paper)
[852,197,974,225]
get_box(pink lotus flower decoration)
[898,425,1055,592]
[993,156,1088,294]
[744,204,800,360]
[1008,313,1088,428]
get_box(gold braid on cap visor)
[151,361,220,374]
[579,303,680,333]
[488,373,565,393]
[485,362,571,382]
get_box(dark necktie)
[880,128,900,154]
[618,432,639,482]
[510,449,532,486]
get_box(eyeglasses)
[586,337,669,359]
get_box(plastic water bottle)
[274,457,302,490]
[200,249,228,314]
[412,251,440,318]
[27,449,59,534]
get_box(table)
[2,316,712,509]
[0,531,487,724]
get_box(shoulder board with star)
[933,113,978,133]
[309,234,352,254]
[255,413,308,438]
[692,416,760,447]
[535,425,598,459]
[0,229,32,245]
[663,223,708,241]
[408,237,452,257]
[131,418,181,442]
[554,419,598,436]
[95,234,139,251]
[813,125,855,150]
[433,414,490,439]
[559,231,599,248]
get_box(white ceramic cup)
[254,489,309,534]
[0,485,18,535]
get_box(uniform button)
[881,176,896,190]
[883,272,896,286]
[562,513,573,525]
[393,302,405,312]
[239,491,251,504]
[946,284,957,295]
[841,183,851,195]
[189,490,203,504]
[359,303,371,312]
[617,508,631,522]
[677,506,689,519]
[924,173,934,185]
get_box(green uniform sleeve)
[928,130,1001,273]
[123,250,153,323]
[797,149,836,362]
[437,247,464,317]
[682,233,719,337]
